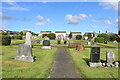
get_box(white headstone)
[25,32,32,47]
[88,42,91,45]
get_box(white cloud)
[36,15,51,26]
[105,20,112,25]
[65,14,88,24]
[37,15,44,21]
[0,2,28,11]
[0,12,13,20]
[91,25,97,28]
[99,2,118,11]
[0,22,7,29]
[115,18,118,23]
[36,22,45,26]
[92,19,100,23]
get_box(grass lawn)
[2,45,57,78]
[96,42,119,48]
[68,48,119,78]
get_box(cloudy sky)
[0,1,118,34]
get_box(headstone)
[89,47,101,67]
[57,40,61,44]
[51,40,55,44]
[113,40,117,43]
[76,44,85,51]
[104,40,107,44]
[41,40,51,49]
[64,41,67,44]
[15,44,34,62]
[68,43,81,48]
[25,32,32,47]
[106,50,115,67]
[70,40,73,43]
[87,42,91,45]
[32,40,40,44]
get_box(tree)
[2,32,7,35]
[110,35,117,41]
[76,35,82,40]
[69,33,72,39]
[47,33,56,40]
[94,37,104,43]
[97,33,110,41]
[19,32,23,35]
[42,34,47,38]
[87,33,92,39]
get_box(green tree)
[87,33,92,39]
[97,33,110,41]
[69,33,72,39]
[47,33,56,40]
[110,35,117,41]
[19,32,23,35]
[76,35,82,40]
[94,37,104,43]
[2,32,7,35]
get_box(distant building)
[22,30,35,35]
[55,31,66,40]
[70,32,82,39]
[0,30,19,36]
[84,32,98,40]
[38,31,52,38]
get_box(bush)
[69,33,72,39]
[2,35,11,45]
[94,37,104,43]
[47,33,56,40]
[97,33,110,41]
[110,35,117,41]
[2,32,7,35]
[13,35,23,40]
[76,35,82,40]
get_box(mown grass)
[11,39,25,45]
[2,46,57,78]
[69,48,119,78]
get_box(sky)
[0,2,118,34]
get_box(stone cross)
[25,32,32,47]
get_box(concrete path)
[50,47,81,78]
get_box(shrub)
[13,35,23,40]
[2,35,11,45]
[69,33,72,39]
[47,33,56,40]
[97,33,110,41]
[110,35,117,41]
[94,37,104,43]
[76,35,82,40]
[2,32,7,35]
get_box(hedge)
[13,35,23,40]
[2,35,11,45]
[94,37,104,43]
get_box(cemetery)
[1,30,119,79]
[1,1,119,79]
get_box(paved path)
[50,47,81,78]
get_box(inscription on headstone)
[90,47,100,62]
[43,40,50,46]
[106,50,115,66]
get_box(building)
[70,32,82,39]
[55,31,66,40]
[38,31,52,38]
[84,32,98,40]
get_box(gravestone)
[89,47,101,67]
[51,40,55,44]
[14,44,34,62]
[15,32,34,62]
[87,42,91,45]
[76,44,85,51]
[57,40,61,44]
[113,40,117,43]
[41,40,51,49]
[32,40,40,44]
[104,40,107,44]
[25,32,32,47]
[70,40,73,43]
[64,41,67,44]
[106,50,115,67]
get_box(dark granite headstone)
[57,40,61,44]
[64,41,67,44]
[43,40,50,46]
[104,40,107,44]
[90,47,100,62]
[14,44,34,62]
